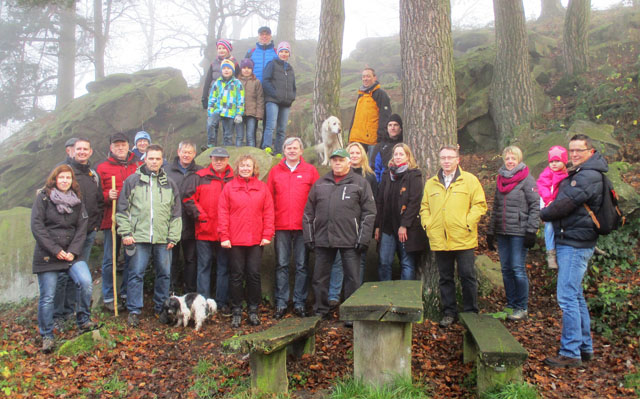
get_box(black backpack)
[583,173,625,235]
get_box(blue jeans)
[262,102,290,154]
[544,222,555,251]
[126,243,171,314]
[220,116,234,146]
[196,240,229,306]
[38,261,93,338]
[53,230,97,319]
[328,251,366,302]
[206,113,221,146]
[101,232,130,303]
[235,116,257,147]
[274,230,308,309]
[378,232,417,281]
[556,244,594,359]
[497,234,529,311]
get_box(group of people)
[32,54,606,368]
[202,26,296,153]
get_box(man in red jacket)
[96,132,141,311]
[182,147,234,315]
[267,137,319,319]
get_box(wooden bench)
[459,313,528,394]
[340,280,423,387]
[222,316,320,394]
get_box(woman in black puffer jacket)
[487,146,540,321]
[31,164,96,353]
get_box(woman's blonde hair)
[502,145,523,164]
[388,143,418,169]
[346,142,374,177]
[234,154,260,178]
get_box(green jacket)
[116,165,182,244]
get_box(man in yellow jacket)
[348,68,391,153]
[420,145,487,328]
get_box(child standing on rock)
[208,59,245,147]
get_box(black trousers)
[171,238,197,294]
[313,247,360,316]
[435,249,478,317]
[229,245,263,312]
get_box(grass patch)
[330,376,430,399]
[190,359,249,398]
[625,368,640,397]
[93,372,129,398]
[480,382,539,399]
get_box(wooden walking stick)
[111,176,118,316]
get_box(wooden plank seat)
[222,316,320,394]
[340,280,423,387]
[459,312,528,394]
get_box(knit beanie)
[548,145,568,164]
[277,41,291,54]
[134,130,151,145]
[220,59,235,73]
[388,114,403,130]
[216,39,233,54]
[240,58,254,70]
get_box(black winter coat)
[303,170,376,248]
[262,59,296,106]
[375,168,427,253]
[31,190,88,273]
[488,167,540,237]
[540,151,607,248]
[165,157,203,240]
[67,159,103,233]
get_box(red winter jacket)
[182,164,234,241]
[218,176,275,246]
[96,152,141,230]
[267,157,319,231]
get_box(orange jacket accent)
[348,83,391,146]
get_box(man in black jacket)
[165,141,202,294]
[54,138,104,329]
[303,149,376,320]
[541,134,607,368]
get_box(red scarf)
[497,166,529,193]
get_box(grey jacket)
[488,164,540,236]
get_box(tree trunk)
[56,1,76,110]
[538,0,565,21]
[312,0,344,144]
[563,0,590,76]
[94,0,105,79]
[489,0,536,147]
[400,0,457,318]
[200,0,219,85]
[277,0,297,43]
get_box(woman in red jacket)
[219,154,275,328]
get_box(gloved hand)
[305,242,315,252]
[234,115,243,124]
[486,234,495,251]
[356,243,368,254]
[201,98,208,110]
[523,232,536,249]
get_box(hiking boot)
[127,313,140,327]
[78,320,99,334]
[231,314,242,328]
[546,250,558,269]
[544,355,582,368]
[53,318,68,333]
[220,305,232,317]
[343,321,353,328]
[507,309,528,321]
[293,307,307,318]
[248,312,261,326]
[581,351,594,362]
[103,301,124,312]
[274,307,287,320]
[439,315,456,328]
[41,337,55,354]
[328,299,340,309]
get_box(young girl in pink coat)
[536,145,569,269]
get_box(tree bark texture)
[563,0,590,76]
[538,0,565,21]
[399,0,456,318]
[399,0,456,177]
[489,0,536,147]
[312,0,344,144]
[94,0,105,79]
[56,1,76,110]
[277,0,297,43]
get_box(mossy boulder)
[605,162,640,216]
[57,328,116,357]
[0,207,38,303]
[568,120,620,157]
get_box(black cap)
[258,26,271,35]
[110,132,129,144]
[65,138,79,148]
[209,147,230,158]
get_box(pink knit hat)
[548,145,568,164]
[216,39,232,53]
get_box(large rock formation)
[0,207,38,303]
